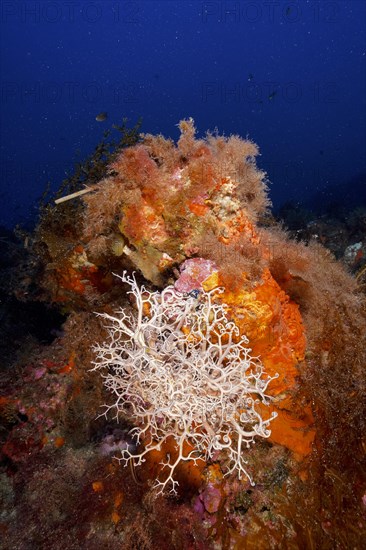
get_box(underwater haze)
[1,0,365,228]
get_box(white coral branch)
[92,271,278,493]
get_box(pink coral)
[174,258,218,293]
[201,483,222,514]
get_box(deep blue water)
[1,0,365,228]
